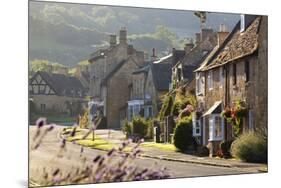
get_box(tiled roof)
[178,35,217,68]
[31,71,87,97]
[202,17,261,71]
[194,45,220,72]
[151,63,172,91]
[88,44,118,62]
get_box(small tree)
[132,117,149,139]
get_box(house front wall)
[132,73,146,100]
[256,16,268,130]
[89,44,129,99]
[144,69,159,116]
[106,58,139,129]
[200,55,258,152]
[30,95,84,114]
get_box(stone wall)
[256,16,268,129]
[30,95,84,114]
[144,68,159,115]
[89,43,128,99]
[132,73,146,100]
[106,58,139,129]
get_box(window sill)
[208,138,223,142]
[193,133,201,137]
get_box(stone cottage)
[29,71,87,115]
[193,15,268,156]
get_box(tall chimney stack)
[195,33,201,45]
[109,34,117,47]
[217,24,229,46]
[184,41,194,54]
[119,27,127,44]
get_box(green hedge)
[231,130,267,163]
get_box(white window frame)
[208,70,213,90]
[209,114,224,141]
[219,67,224,88]
[192,113,201,136]
[196,73,201,95]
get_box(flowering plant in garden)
[221,100,247,137]
[177,104,194,120]
[31,118,170,186]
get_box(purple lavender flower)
[46,124,54,132]
[60,139,66,149]
[70,127,77,137]
[52,168,60,176]
[36,117,46,128]
[107,148,115,157]
[93,155,101,163]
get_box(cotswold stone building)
[29,71,87,114]
[88,28,145,128]
[193,15,268,156]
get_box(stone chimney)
[119,27,127,44]
[127,44,134,55]
[184,42,194,54]
[195,33,201,45]
[151,48,157,61]
[109,34,117,47]
[217,24,229,46]
[201,28,214,41]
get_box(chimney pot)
[151,48,157,61]
[109,34,117,47]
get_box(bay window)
[209,114,224,141]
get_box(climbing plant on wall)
[221,100,247,137]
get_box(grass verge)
[140,142,178,152]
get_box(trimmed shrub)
[145,119,154,139]
[173,116,194,152]
[122,120,133,138]
[132,117,149,139]
[231,131,267,163]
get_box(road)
[29,125,252,186]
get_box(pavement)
[91,129,268,172]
